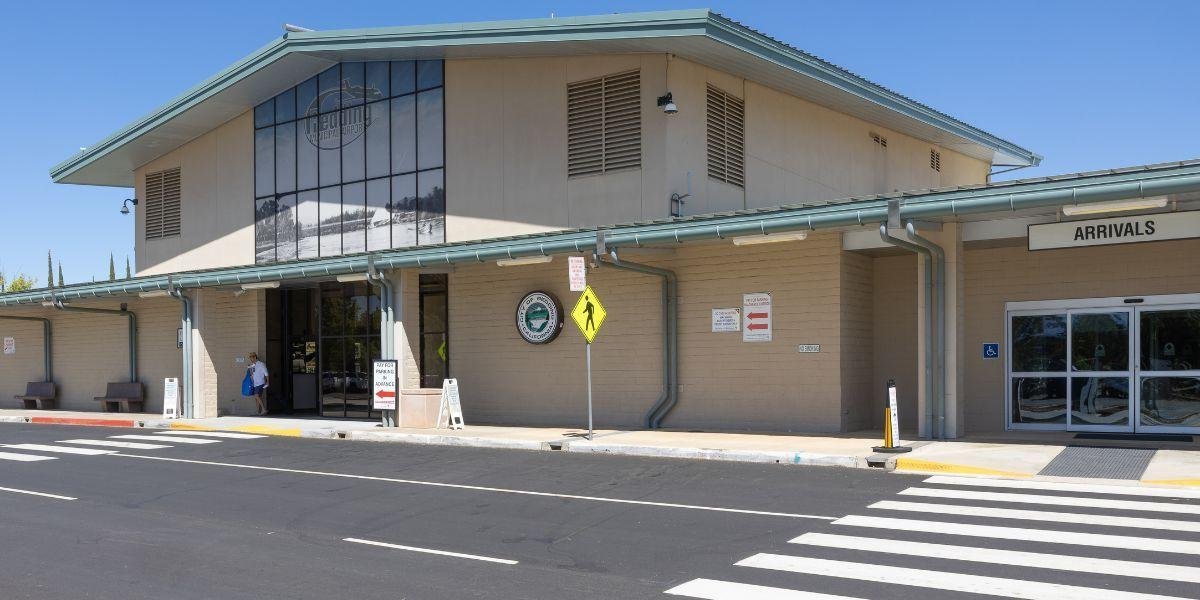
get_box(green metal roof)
[13,157,1198,307]
[51,9,1038,187]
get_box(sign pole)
[872,378,912,454]
[586,341,593,440]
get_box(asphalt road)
[0,424,1198,600]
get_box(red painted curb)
[29,416,137,428]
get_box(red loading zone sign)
[742,292,772,342]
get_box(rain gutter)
[3,169,1199,306]
[599,247,678,429]
[0,316,52,383]
[49,300,137,383]
[877,224,934,439]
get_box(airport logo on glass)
[516,292,564,345]
[304,79,385,150]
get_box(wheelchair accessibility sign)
[982,342,1000,360]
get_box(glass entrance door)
[1068,309,1133,432]
[1009,296,1200,434]
[1136,306,1200,432]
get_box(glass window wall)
[254,60,444,264]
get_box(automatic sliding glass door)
[1068,309,1133,432]
[1136,306,1200,432]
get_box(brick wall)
[446,232,869,432]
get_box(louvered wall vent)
[706,84,745,188]
[567,70,641,177]
[870,132,888,148]
[145,167,181,239]
[930,149,942,172]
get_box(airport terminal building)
[2,10,1197,438]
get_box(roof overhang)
[51,9,1039,188]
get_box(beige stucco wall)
[963,238,1200,433]
[0,299,182,412]
[445,233,875,432]
[134,112,254,276]
[872,254,919,432]
[444,54,669,242]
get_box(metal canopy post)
[169,285,193,418]
[0,316,52,383]
[367,256,397,427]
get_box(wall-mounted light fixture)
[730,231,809,246]
[496,255,553,267]
[137,290,171,299]
[657,93,678,115]
[120,198,138,215]
[1061,197,1168,216]
[335,273,370,283]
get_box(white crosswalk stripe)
[109,434,219,444]
[60,439,173,450]
[2,443,115,455]
[0,450,57,462]
[899,486,1200,515]
[833,514,1200,554]
[924,475,1200,500]
[736,554,1190,600]
[156,431,266,439]
[664,475,1200,600]
[665,578,866,599]
[791,532,1200,583]
[871,499,1200,533]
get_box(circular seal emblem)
[516,291,564,344]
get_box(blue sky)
[1,1,1196,283]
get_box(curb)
[168,422,303,438]
[894,456,1034,478]
[566,443,866,468]
[1141,479,1200,488]
[347,430,546,451]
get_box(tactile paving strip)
[1038,446,1157,480]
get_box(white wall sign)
[742,293,772,342]
[888,381,901,446]
[438,378,464,429]
[711,308,741,332]
[796,344,820,353]
[568,256,587,292]
[372,359,398,411]
[163,378,179,419]
[2,337,13,355]
[1028,210,1200,251]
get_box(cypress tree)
[57,263,64,288]
[108,254,116,281]
[125,256,132,279]
[46,251,54,289]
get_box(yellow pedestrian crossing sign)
[571,285,607,344]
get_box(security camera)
[657,93,678,115]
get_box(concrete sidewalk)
[2,408,1196,487]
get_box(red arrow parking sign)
[742,293,772,342]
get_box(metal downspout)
[367,257,396,427]
[600,249,678,429]
[905,222,947,440]
[51,300,137,383]
[878,224,935,439]
[0,316,52,382]
[168,287,193,418]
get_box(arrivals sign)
[372,359,398,411]
[742,292,772,342]
[1028,210,1200,251]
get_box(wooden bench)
[93,382,144,413]
[14,382,56,410]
